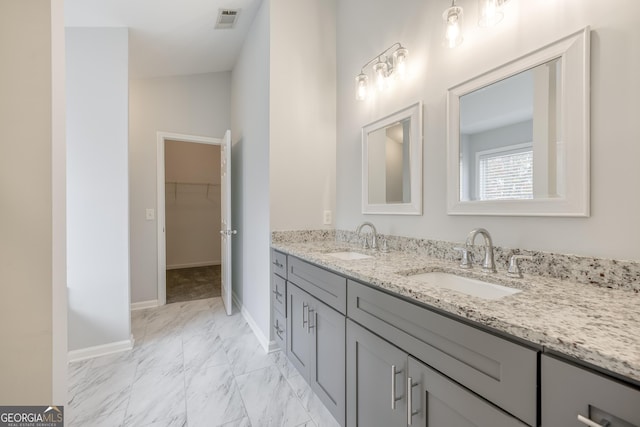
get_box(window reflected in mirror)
[459,58,563,202]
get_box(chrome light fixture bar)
[355,42,409,101]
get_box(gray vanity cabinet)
[287,282,311,375]
[287,281,346,426]
[541,354,640,427]
[347,280,538,426]
[271,249,288,350]
[347,320,527,427]
[310,294,346,426]
[346,319,408,427]
[407,357,528,427]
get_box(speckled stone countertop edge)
[271,239,640,384]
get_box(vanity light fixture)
[443,0,464,48]
[354,42,409,101]
[478,0,508,27]
[443,0,511,48]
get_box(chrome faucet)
[355,222,378,250]
[465,228,496,273]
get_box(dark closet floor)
[166,265,221,304]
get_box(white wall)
[129,72,231,303]
[165,140,221,268]
[337,0,640,261]
[51,0,68,404]
[270,0,337,231]
[0,0,66,404]
[230,0,337,348]
[231,0,272,344]
[66,27,131,351]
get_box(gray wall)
[336,0,640,261]
[129,71,231,303]
[66,27,131,351]
[231,0,337,347]
[231,0,272,345]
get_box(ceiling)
[65,0,262,79]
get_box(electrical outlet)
[323,210,332,225]
[146,208,155,221]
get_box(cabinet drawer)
[271,273,286,316]
[348,280,538,426]
[288,256,347,314]
[542,354,640,427]
[408,356,528,427]
[273,309,286,350]
[271,249,287,278]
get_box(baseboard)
[131,300,159,311]
[267,340,280,353]
[68,335,134,363]
[232,292,271,353]
[166,260,221,270]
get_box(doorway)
[156,131,234,314]
[164,139,221,303]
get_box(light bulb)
[373,61,389,91]
[393,48,408,80]
[443,5,464,48]
[355,73,369,101]
[478,0,503,27]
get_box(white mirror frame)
[447,27,590,217]
[362,102,423,215]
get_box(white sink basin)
[408,271,521,300]
[327,251,373,261]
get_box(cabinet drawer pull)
[308,309,316,332]
[302,303,309,328]
[577,415,611,427]
[407,377,419,425]
[391,365,403,410]
[274,321,284,339]
[272,288,283,302]
[272,260,283,268]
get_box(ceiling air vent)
[215,9,240,29]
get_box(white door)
[220,130,235,315]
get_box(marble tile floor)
[67,297,340,427]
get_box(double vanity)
[270,230,640,427]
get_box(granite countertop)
[271,240,640,384]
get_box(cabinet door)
[407,357,528,427]
[287,283,311,377]
[347,320,407,427]
[542,354,640,427]
[271,273,286,316]
[310,299,346,426]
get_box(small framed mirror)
[362,102,423,215]
[447,27,590,216]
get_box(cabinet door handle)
[274,321,284,339]
[302,303,309,328]
[577,415,611,427]
[407,377,419,425]
[391,365,402,410]
[307,309,316,332]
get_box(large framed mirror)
[362,102,422,215]
[447,27,590,216]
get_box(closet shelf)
[165,181,220,201]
